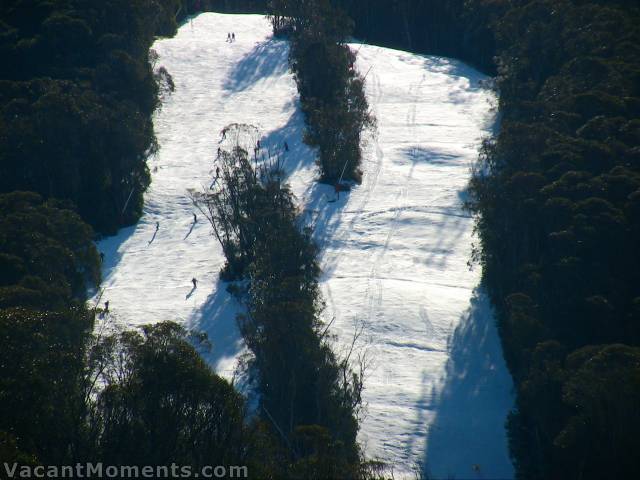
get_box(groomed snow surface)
[92,13,514,479]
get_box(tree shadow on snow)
[257,106,315,176]
[223,39,289,94]
[418,290,514,480]
[96,225,137,285]
[185,285,196,300]
[401,145,463,168]
[257,106,353,278]
[184,219,197,240]
[188,278,245,377]
[419,56,487,94]
[397,145,473,271]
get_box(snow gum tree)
[193,124,369,478]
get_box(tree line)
[328,0,640,478]
[0,1,383,472]
[469,2,640,478]
[7,0,637,477]
[267,0,374,184]
[0,0,257,473]
[266,0,640,478]
[193,124,382,478]
[0,0,194,234]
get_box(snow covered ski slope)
[92,13,513,478]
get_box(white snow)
[91,13,514,479]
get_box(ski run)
[92,13,514,479]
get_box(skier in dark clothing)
[104,300,109,313]
[100,252,105,262]
[216,166,221,178]
[284,141,289,152]
[156,221,160,230]
[192,278,197,288]
[193,213,197,223]
[232,32,235,42]
[227,32,231,42]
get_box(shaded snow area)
[91,13,514,479]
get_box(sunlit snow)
[91,13,514,479]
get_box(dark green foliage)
[242,195,361,461]
[268,0,374,183]
[192,127,296,280]
[556,345,640,477]
[0,191,100,309]
[508,344,640,479]
[0,5,267,471]
[310,1,640,477]
[461,1,640,478]
[0,431,38,465]
[91,322,251,468]
[0,310,259,468]
[197,0,267,14]
[0,190,97,463]
[0,307,92,464]
[334,0,503,74]
[196,132,365,477]
[0,0,184,233]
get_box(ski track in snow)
[91,13,514,479]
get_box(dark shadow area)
[420,56,486,94]
[184,220,197,239]
[301,181,348,276]
[421,290,514,480]
[189,278,244,373]
[257,107,355,278]
[458,188,471,205]
[185,285,196,300]
[258,105,314,177]
[148,228,159,245]
[223,39,289,94]
[89,225,139,314]
[97,225,137,282]
[399,145,471,270]
[401,145,462,167]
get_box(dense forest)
[0,1,378,477]
[268,0,374,184]
[0,0,261,471]
[0,0,187,233]
[325,0,640,478]
[2,0,640,478]
[471,2,640,478]
[193,125,370,477]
